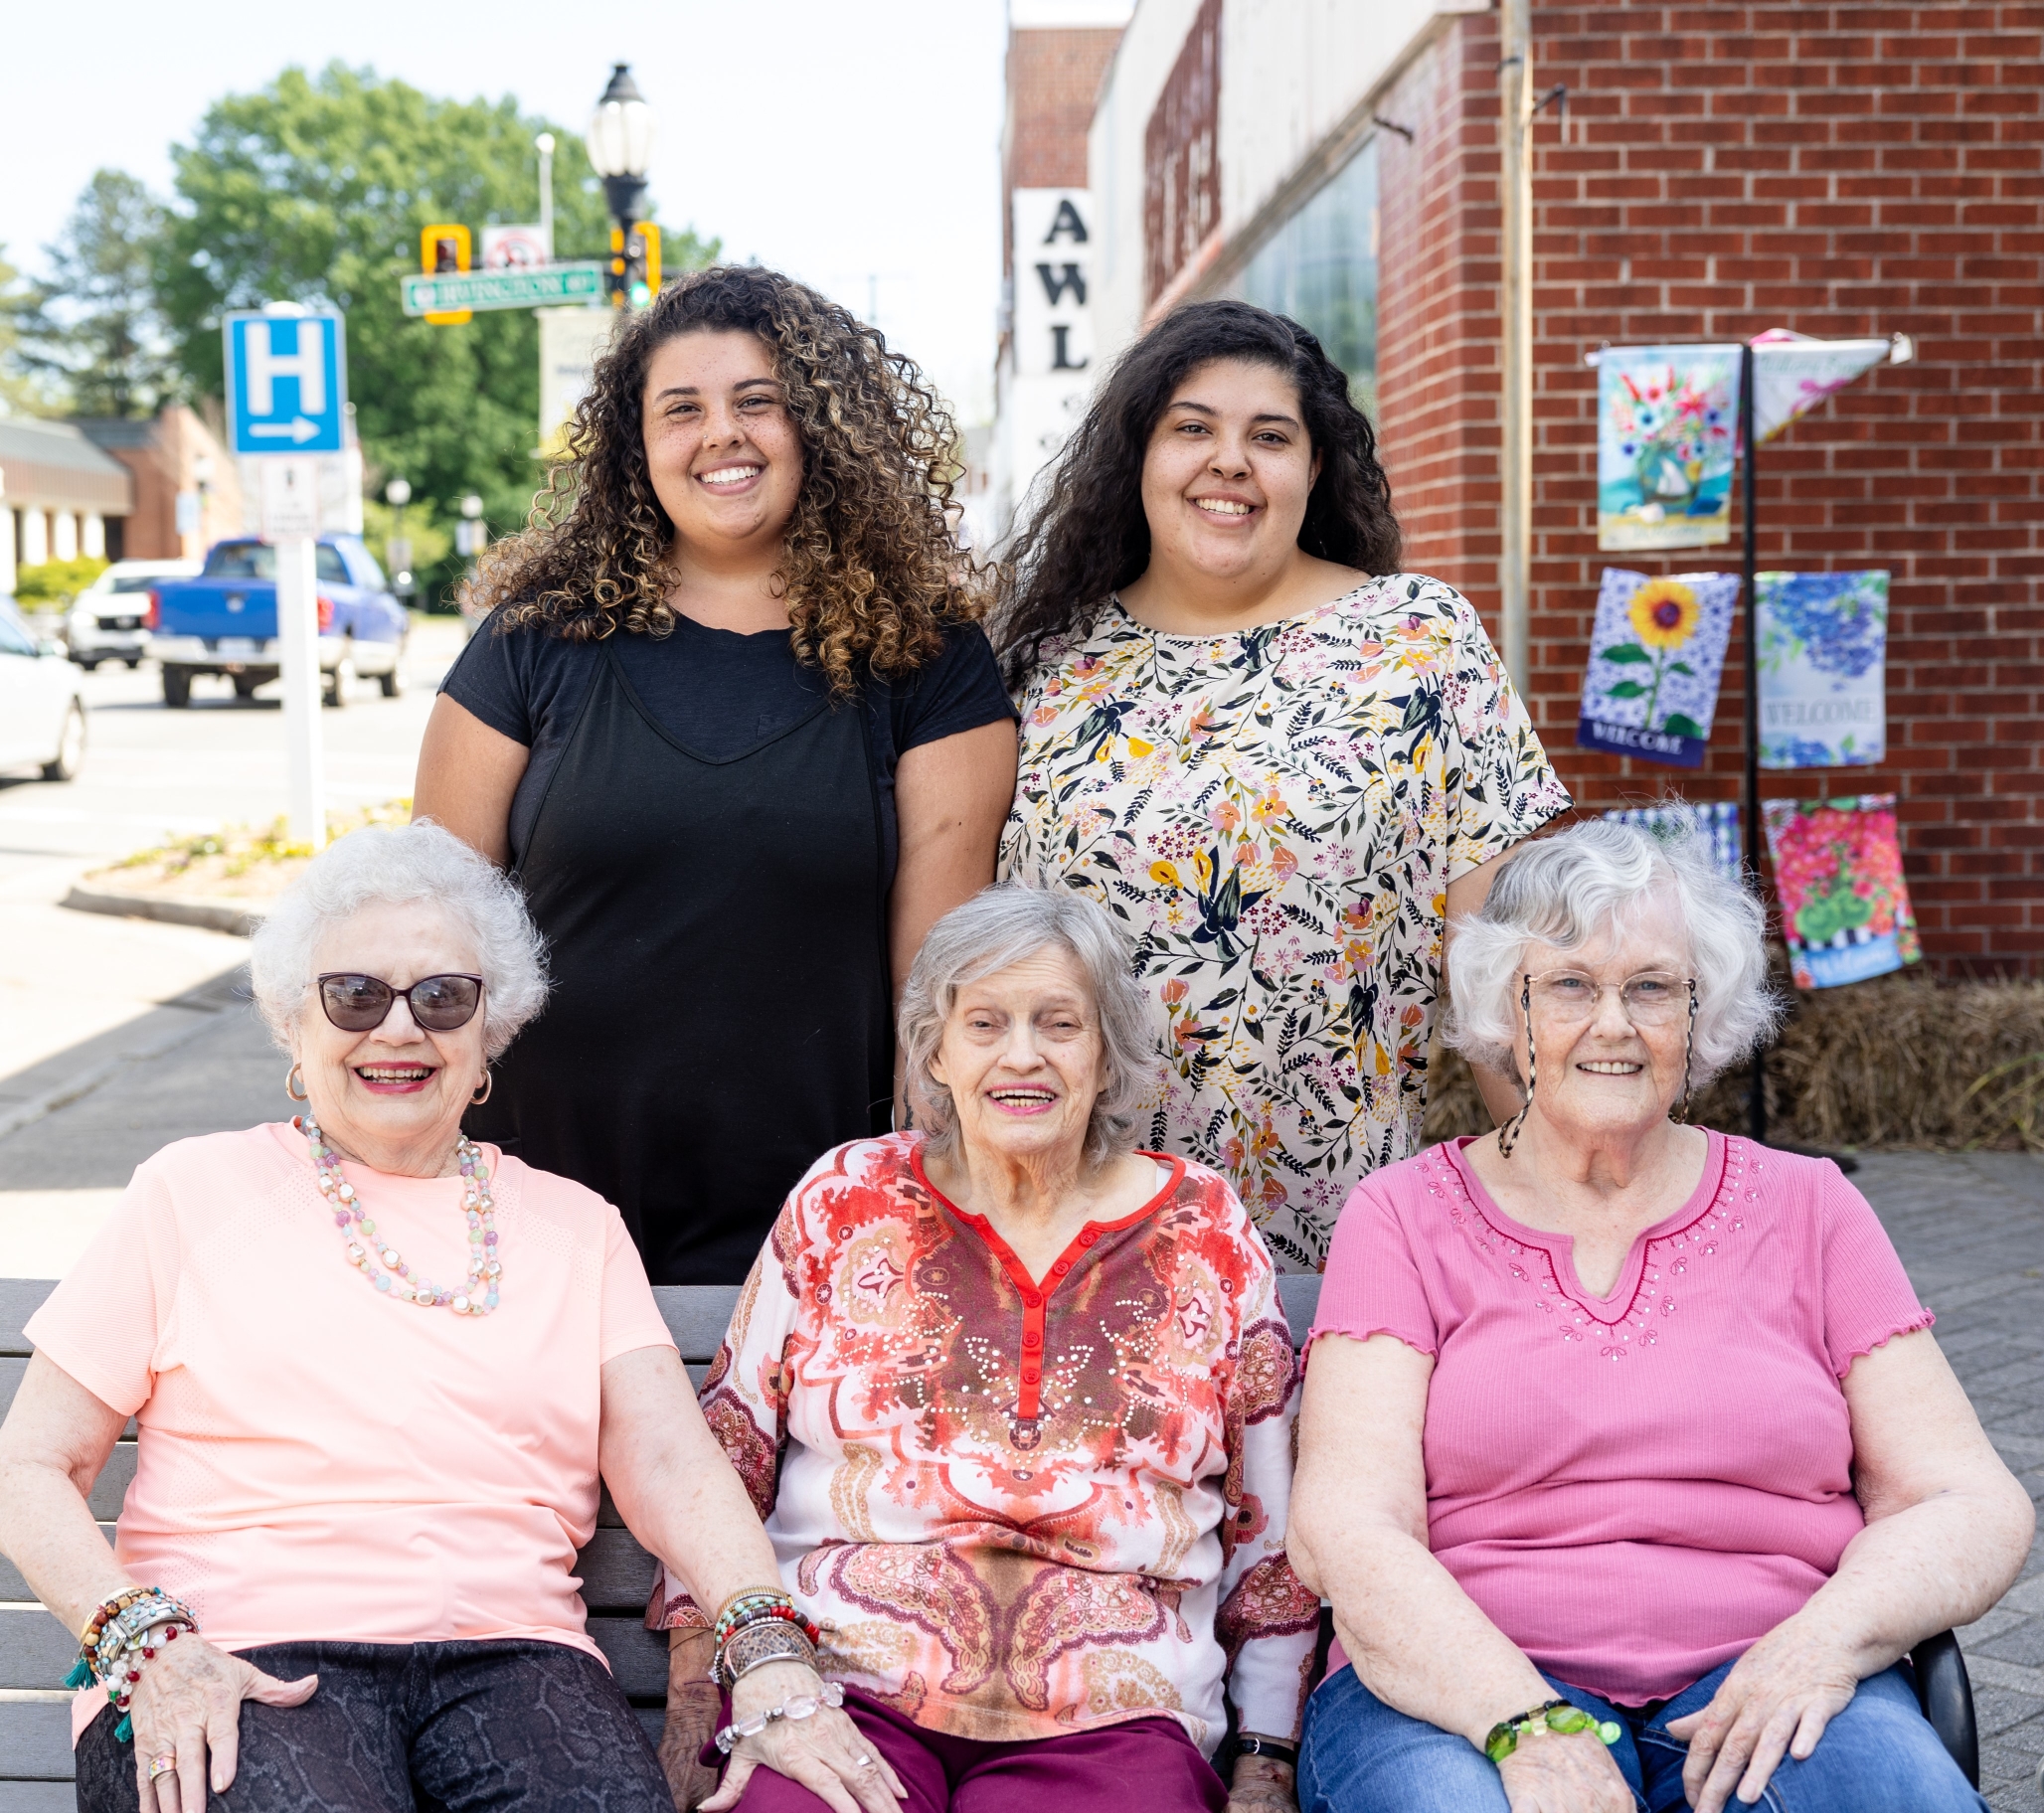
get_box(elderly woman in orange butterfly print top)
[648,888,1319,1813]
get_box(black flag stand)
[1740,341,1768,1143]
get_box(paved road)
[0,618,463,1111]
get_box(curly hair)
[994,298,1401,686]
[467,264,978,694]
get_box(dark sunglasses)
[315,972,485,1034]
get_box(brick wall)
[1372,3,2044,975]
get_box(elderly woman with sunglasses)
[1287,820,2031,1813]
[0,823,896,1813]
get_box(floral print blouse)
[647,1132,1318,1752]
[1000,577,1570,1270]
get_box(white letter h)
[244,321,325,417]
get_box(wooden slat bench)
[0,1274,1977,1806]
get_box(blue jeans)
[1297,1655,1985,1813]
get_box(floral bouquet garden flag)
[1597,345,1741,550]
[1576,568,1739,767]
[1762,794,1922,989]
[1757,571,1888,768]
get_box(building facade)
[990,1,1131,536]
[78,407,245,566]
[1074,0,2044,975]
[0,418,133,590]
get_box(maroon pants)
[728,1688,1230,1813]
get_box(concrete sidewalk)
[0,1004,2038,1805]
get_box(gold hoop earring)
[470,1072,493,1106]
[285,1063,308,1102]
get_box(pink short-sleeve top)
[25,1122,676,1739]
[1310,1131,1934,1705]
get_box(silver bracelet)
[715,1679,844,1754]
[713,1617,817,1687]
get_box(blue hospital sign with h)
[225,310,348,455]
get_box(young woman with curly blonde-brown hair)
[414,266,1017,1288]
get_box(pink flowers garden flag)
[1762,794,1922,989]
[1597,345,1742,550]
[1577,568,1740,767]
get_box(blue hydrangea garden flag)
[1597,345,1741,550]
[1756,571,1889,768]
[1577,568,1740,767]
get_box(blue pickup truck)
[146,535,409,709]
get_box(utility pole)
[1498,0,1534,690]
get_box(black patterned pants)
[75,1639,676,1812]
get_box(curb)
[60,886,268,937]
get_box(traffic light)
[609,221,662,308]
[420,223,471,325]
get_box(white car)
[0,592,86,780]
[67,558,201,669]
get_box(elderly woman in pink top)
[649,887,1319,1813]
[1288,820,2032,1813]
[0,823,893,1813]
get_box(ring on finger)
[147,1755,177,1781]
[855,1754,874,1768]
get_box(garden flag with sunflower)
[1757,571,1889,768]
[1577,568,1740,766]
[1597,345,1742,550]
[1762,794,1922,989]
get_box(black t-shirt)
[441,611,1016,878]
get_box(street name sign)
[224,309,348,455]
[401,262,605,316]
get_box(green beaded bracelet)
[1484,1698,1622,1764]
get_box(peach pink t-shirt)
[26,1122,675,1739]
[1309,1132,1933,1705]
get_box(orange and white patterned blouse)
[647,1131,1319,1752]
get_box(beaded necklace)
[301,1115,502,1315]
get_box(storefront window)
[1233,136,1379,411]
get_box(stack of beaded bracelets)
[710,1587,822,1688]
[66,1587,199,1742]
[1483,1698,1622,1764]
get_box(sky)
[0,0,1009,421]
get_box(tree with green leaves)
[155,62,716,602]
[0,246,61,414]
[15,171,179,416]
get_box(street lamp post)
[535,132,556,261]
[384,477,414,603]
[587,64,656,307]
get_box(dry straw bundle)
[1424,973,2044,1153]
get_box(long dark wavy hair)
[995,299,1401,685]
[468,264,977,694]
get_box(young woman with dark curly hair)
[414,266,1017,1286]
[996,299,1569,1272]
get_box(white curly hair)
[250,820,548,1061]
[1445,817,1783,1090]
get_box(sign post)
[401,262,605,316]
[225,307,348,849]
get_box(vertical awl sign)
[224,310,348,849]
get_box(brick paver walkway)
[1858,1149,2044,1810]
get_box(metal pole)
[274,534,326,849]
[537,135,555,260]
[1740,340,1766,1143]
[1498,0,1534,690]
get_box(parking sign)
[224,310,347,455]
